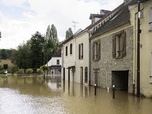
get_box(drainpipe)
[150,53,152,83]
[137,0,141,97]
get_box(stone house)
[0,59,14,73]
[89,0,152,97]
[89,1,134,93]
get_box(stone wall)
[90,26,133,93]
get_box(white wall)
[75,31,89,84]
[62,38,76,81]
[47,57,62,66]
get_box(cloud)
[0,0,123,49]
[1,0,26,7]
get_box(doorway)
[63,68,65,80]
[80,67,83,84]
[112,71,128,91]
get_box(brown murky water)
[0,75,152,114]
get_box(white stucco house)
[61,29,90,85]
[46,49,62,78]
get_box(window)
[3,64,8,69]
[57,59,60,65]
[79,43,83,59]
[70,43,72,54]
[92,40,101,61]
[65,46,68,56]
[150,8,152,30]
[112,30,126,58]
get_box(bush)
[26,68,33,74]
[17,69,24,74]
[40,66,50,73]
[37,69,42,74]
[10,66,18,74]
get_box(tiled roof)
[52,49,61,57]
[90,3,129,38]
[90,0,150,39]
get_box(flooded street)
[0,75,152,114]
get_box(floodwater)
[0,75,152,114]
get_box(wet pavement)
[0,75,152,114]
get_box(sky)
[0,0,123,49]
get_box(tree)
[30,31,45,69]
[16,42,31,69]
[10,49,18,65]
[45,25,59,63]
[65,27,73,39]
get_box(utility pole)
[72,21,78,33]
[137,0,141,97]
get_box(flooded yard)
[0,75,152,114]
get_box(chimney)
[124,0,131,3]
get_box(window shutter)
[112,37,116,58]
[122,31,126,57]
[92,43,95,61]
[98,41,101,60]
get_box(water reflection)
[0,75,152,114]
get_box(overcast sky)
[0,0,123,49]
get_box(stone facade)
[90,26,133,93]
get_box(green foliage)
[65,27,73,39]
[3,24,59,70]
[44,25,59,63]
[10,66,18,74]
[17,69,24,74]
[2,75,8,78]
[30,31,45,68]
[37,69,43,74]
[40,65,49,73]
[16,43,31,69]
[25,68,33,74]
[0,49,16,60]
[0,70,4,74]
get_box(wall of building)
[0,59,14,69]
[61,31,90,84]
[90,25,133,93]
[47,57,62,66]
[130,1,152,97]
[75,32,90,84]
[61,38,76,82]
